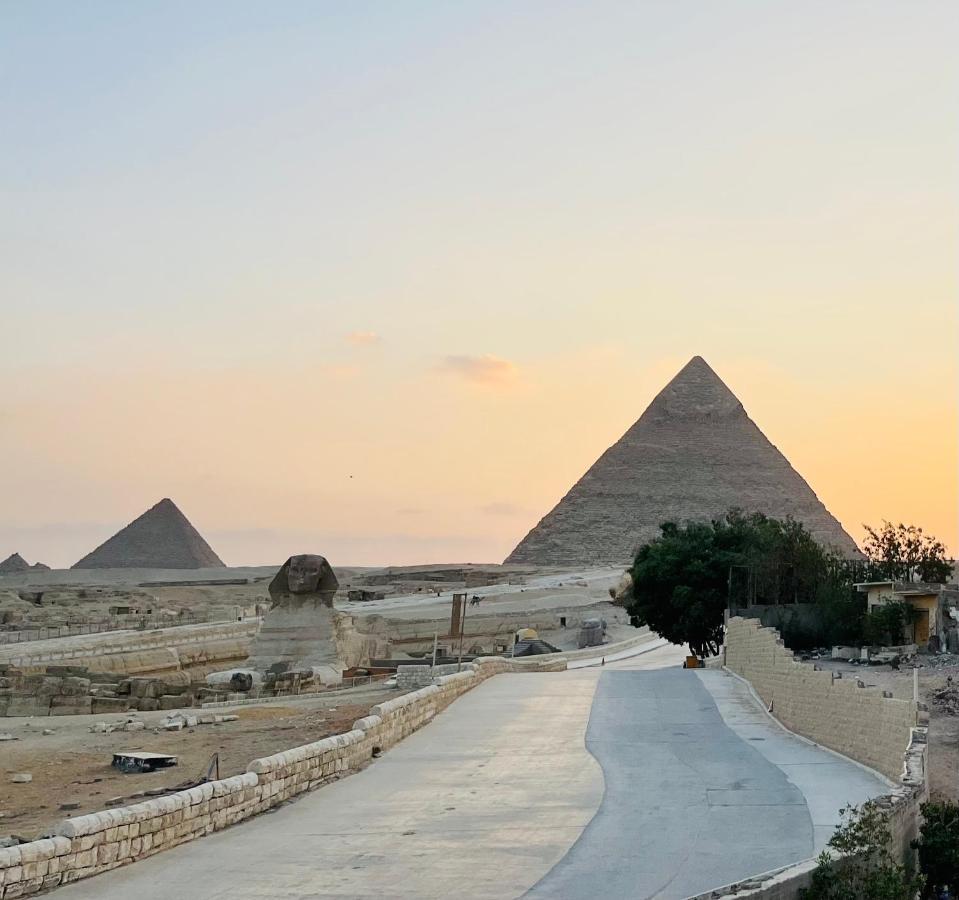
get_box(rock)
[10,773,32,783]
[42,728,55,735]
[123,720,145,732]
[91,697,130,715]
[58,802,81,811]
[0,733,16,742]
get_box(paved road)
[56,644,890,900]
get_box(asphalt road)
[55,643,890,900]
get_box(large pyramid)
[506,356,861,565]
[72,498,225,569]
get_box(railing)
[0,614,215,645]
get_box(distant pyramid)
[72,499,225,569]
[0,553,31,574]
[506,356,861,565]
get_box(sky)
[2,1,957,568]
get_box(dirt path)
[0,685,401,840]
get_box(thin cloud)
[437,354,518,388]
[346,331,380,346]
[480,502,524,516]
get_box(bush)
[913,800,959,896]
[863,601,917,646]
[801,802,924,900]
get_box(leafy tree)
[863,522,953,584]
[801,802,925,900]
[912,800,959,896]
[627,511,844,657]
[863,600,918,646]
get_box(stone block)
[91,697,131,715]
[6,695,51,716]
[50,696,92,716]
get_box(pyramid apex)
[643,356,742,422]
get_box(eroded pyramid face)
[505,356,860,566]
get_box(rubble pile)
[0,664,207,717]
[930,680,959,716]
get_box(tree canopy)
[626,511,840,657]
[862,521,953,584]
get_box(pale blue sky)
[2,1,957,566]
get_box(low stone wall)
[0,621,256,678]
[0,655,562,897]
[724,617,918,782]
[712,616,928,899]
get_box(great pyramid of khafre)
[506,356,861,565]
[72,498,225,569]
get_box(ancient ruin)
[506,356,861,565]
[72,498,225,569]
[247,555,345,686]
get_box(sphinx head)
[286,554,326,593]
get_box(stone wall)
[724,617,918,782]
[0,621,256,679]
[0,655,563,897]
[710,616,929,898]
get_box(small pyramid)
[72,499,225,569]
[506,356,861,565]
[0,552,31,574]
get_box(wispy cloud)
[480,502,524,516]
[437,354,518,388]
[346,331,380,346]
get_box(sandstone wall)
[724,617,917,782]
[709,616,928,899]
[0,622,256,678]
[0,655,563,897]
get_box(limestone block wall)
[0,622,256,678]
[724,617,917,782]
[0,655,562,897]
[712,616,928,899]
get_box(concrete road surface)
[55,643,889,900]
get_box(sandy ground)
[815,658,959,802]
[0,683,401,840]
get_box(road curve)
[54,644,889,900]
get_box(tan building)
[855,581,959,647]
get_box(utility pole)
[457,597,469,673]
[431,632,438,672]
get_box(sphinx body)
[248,555,389,687]
[248,554,343,685]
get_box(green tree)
[863,600,918,646]
[801,802,924,900]
[862,522,953,584]
[627,511,844,657]
[912,800,959,896]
